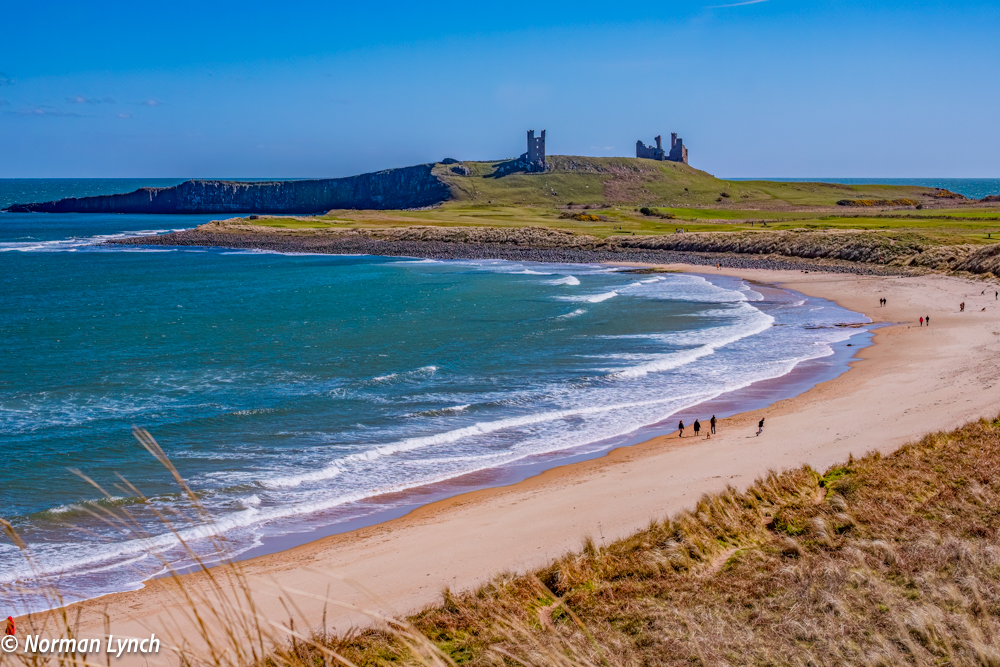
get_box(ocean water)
[1,180,872,612]
[728,177,1000,200]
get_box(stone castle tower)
[525,129,547,171]
[636,132,688,165]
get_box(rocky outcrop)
[105,222,1000,278]
[107,226,906,276]
[4,164,451,214]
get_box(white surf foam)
[0,229,178,253]
[557,291,618,303]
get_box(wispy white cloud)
[67,95,115,104]
[118,112,133,119]
[17,106,83,117]
[139,99,162,106]
[708,0,768,7]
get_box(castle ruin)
[636,133,688,165]
[524,129,547,172]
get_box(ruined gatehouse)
[636,133,688,165]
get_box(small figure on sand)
[961,302,965,312]
[678,420,685,437]
[926,315,930,326]
[919,316,924,327]
[756,418,765,436]
[995,291,998,300]
[693,419,701,436]
[5,616,13,636]
[710,415,717,434]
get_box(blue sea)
[0,178,885,612]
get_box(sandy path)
[26,267,1000,664]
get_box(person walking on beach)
[756,418,765,436]
[926,315,930,326]
[919,316,924,327]
[678,420,685,438]
[710,415,717,434]
[5,616,13,636]
[961,302,965,312]
[693,419,701,436]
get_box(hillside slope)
[434,156,950,209]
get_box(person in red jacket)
[5,616,13,636]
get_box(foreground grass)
[297,416,1000,666]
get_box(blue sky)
[1,0,997,178]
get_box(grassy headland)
[114,156,1000,277]
[278,415,1000,666]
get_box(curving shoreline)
[56,262,1000,659]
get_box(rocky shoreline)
[107,228,912,276]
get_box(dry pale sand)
[37,266,1000,663]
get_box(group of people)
[677,415,717,438]
[919,315,930,326]
[677,415,765,437]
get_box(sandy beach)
[38,265,1000,663]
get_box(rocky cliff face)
[4,164,451,214]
